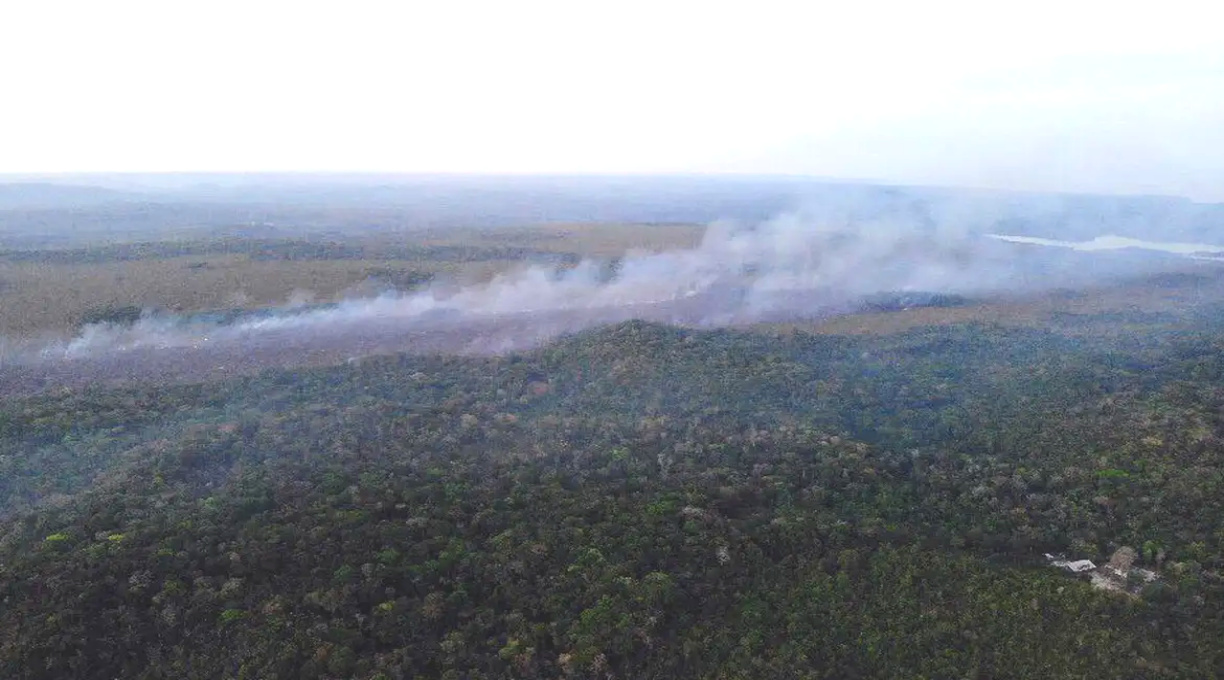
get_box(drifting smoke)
[3,207,1218,373]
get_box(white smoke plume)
[2,208,1214,375]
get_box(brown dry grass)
[0,255,440,336]
[410,222,705,257]
[4,221,1216,341]
[0,223,706,337]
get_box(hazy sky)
[2,0,1222,199]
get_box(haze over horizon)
[2,0,1222,200]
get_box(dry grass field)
[2,219,1218,342]
[0,255,423,336]
[0,223,705,337]
[419,222,705,257]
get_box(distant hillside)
[119,177,1224,246]
[2,175,1222,247]
[0,182,145,209]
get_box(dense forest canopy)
[5,309,1224,678]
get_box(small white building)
[1045,554,1097,573]
[1060,559,1097,573]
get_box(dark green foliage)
[78,304,144,327]
[3,318,1224,677]
[360,267,435,291]
[860,290,969,312]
